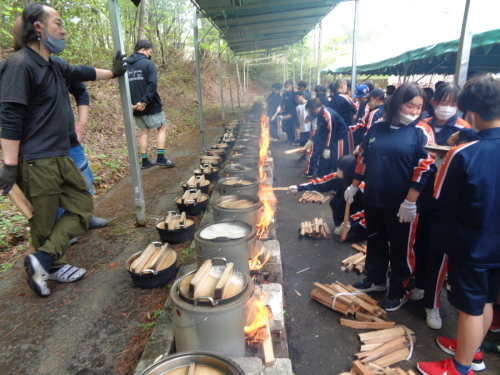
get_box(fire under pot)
[195,220,257,276]
[213,195,262,228]
[171,259,254,358]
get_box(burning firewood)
[299,218,331,239]
[244,294,275,367]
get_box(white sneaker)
[333,226,341,235]
[409,287,424,300]
[426,308,442,329]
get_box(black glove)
[110,50,127,78]
[0,164,18,195]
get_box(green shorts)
[135,112,166,130]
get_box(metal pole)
[193,9,205,151]
[284,55,287,82]
[300,39,304,80]
[107,0,146,226]
[311,27,316,87]
[243,60,247,97]
[454,0,472,88]
[317,20,322,85]
[246,62,249,98]
[351,0,360,99]
[234,58,242,107]
[227,49,235,115]
[291,45,295,85]
[217,33,225,123]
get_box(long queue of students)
[266,76,500,375]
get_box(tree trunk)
[138,0,150,41]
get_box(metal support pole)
[454,0,472,88]
[317,21,322,85]
[234,58,242,107]
[107,0,146,226]
[300,39,304,80]
[291,45,295,85]
[243,60,247,97]
[246,62,249,98]
[217,33,225,123]
[351,0,360,99]
[227,49,235,115]
[284,55,287,83]
[193,9,205,151]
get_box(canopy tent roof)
[190,0,344,54]
[323,28,500,76]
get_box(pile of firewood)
[298,190,330,204]
[342,244,367,273]
[339,326,416,375]
[310,281,387,319]
[300,218,331,239]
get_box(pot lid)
[199,222,250,240]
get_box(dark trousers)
[269,119,279,139]
[282,119,295,142]
[364,204,418,299]
[299,131,310,146]
[305,139,324,175]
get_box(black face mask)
[37,23,66,54]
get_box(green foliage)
[152,307,163,319]
[0,198,29,253]
[137,322,156,331]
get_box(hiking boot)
[436,337,485,371]
[379,294,408,312]
[24,254,50,297]
[425,308,442,329]
[353,277,387,292]
[409,287,425,300]
[301,172,313,178]
[155,158,175,167]
[89,215,107,229]
[417,358,473,375]
[490,308,500,332]
[141,160,155,169]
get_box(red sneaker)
[436,337,486,371]
[490,308,500,332]
[417,358,472,375]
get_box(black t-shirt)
[0,47,95,160]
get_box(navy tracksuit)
[266,91,281,139]
[327,92,358,127]
[412,115,471,308]
[280,90,298,142]
[355,119,435,299]
[305,107,348,177]
[348,104,386,154]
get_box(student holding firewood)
[344,82,434,312]
[417,74,500,375]
[289,155,366,240]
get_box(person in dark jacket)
[345,82,434,312]
[327,79,358,127]
[418,74,500,375]
[410,83,471,330]
[127,40,174,169]
[297,80,312,100]
[266,83,282,141]
[277,80,298,143]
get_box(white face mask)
[399,111,419,125]
[435,105,457,121]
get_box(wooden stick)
[372,347,410,367]
[153,244,172,271]
[358,337,407,361]
[189,260,212,298]
[5,184,33,220]
[284,147,304,155]
[352,244,367,254]
[130,243,156,273]
[187,362,196,375]
[214,262,234,300]
[352,360,372,375]
[262,318,275,367]
[179,212,186,227]
[359,327,414,342]
[271,187,289,191]
[355,312,386,323]
[296,267,310,274]
[340,319,396,330]
[340,200,351,242]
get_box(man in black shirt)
[0,3,126,296]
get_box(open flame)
[249,244,271,272]
[255,113,277,239]
[244,293,270,337]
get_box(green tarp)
[324,28,500,76]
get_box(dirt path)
[0,111,244,375]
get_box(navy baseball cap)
[355,84,369,97]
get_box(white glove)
[322,148,331,159]
[344,185,359,203]
[397,199,417,223]
[288,185,298,193]
[276,115,283,122]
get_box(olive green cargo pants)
[19,156,93,270]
